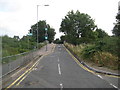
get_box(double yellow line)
[5,44,56,89]
[5,56,43,89]
[64,45,120,78]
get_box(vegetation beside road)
[65,42,119,70]
[2,35,46,57]
[2,20,56,57]
[60,10,119,70]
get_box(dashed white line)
[58,58,59,62]
[97,75,103,79]
[58,64,61,75]
[60,83,63,89]
[110,83,119,89]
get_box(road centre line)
[58,57,59,62]
[60,83,63,89]
[58,64,61,75]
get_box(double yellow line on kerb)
[5,44,56,89]
[64,45,120,78]
[5,56,43,89]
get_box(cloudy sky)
[0,0,119,39]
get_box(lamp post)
[37,5,49,49]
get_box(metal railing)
[1,49,41,78]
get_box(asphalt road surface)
[7,44,118,89]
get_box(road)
[6,44,118,89]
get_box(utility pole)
[37,5,39,49]
[36,5,49,49]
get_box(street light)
[37,5,49,49]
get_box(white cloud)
[0,0,119,38]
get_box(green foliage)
[53,38,63,44]
[60,35,65,43]
[112,14,120,36]
[38,43,46,49]
[2,20,55,57]
[30,20,56,43]
[96,28,108,38]
[99,37,118,55]
[112,13,120,63]
[2,35,20,57]
[60,10,108,45]
[81,44,97,59]
[62,10,119,70]
[81,36,118,59]
[65,43,119,70]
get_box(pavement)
[4,44,119,89]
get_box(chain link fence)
[1,49,41,78]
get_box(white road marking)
[110,83,119,89]
[58,58,59,62]
[60,83,63,89]
[58,64,61,75]
[97,75,103,79]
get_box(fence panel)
[1,49,40,77]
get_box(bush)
[93,52,119,69]
[81,44,97,60]
[38,43,46,49]
[65,42,119,70]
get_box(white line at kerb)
[58,64,61,75]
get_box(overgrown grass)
[64,43,119,70]
[2,42,46,64]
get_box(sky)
[0,0,119,39]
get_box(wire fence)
[1,49,41,78]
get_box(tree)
[53,38,62,44]
[13,36,20,41]
[96,28,108,38]
[112,13,120,63]
[113,14,120,36]
[60,10,96,45]
[30,20,56,43]
[60,35,66,43]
